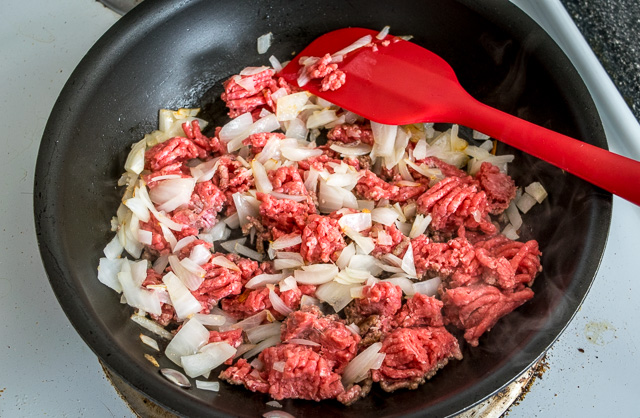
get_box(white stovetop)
[1,0,638,416]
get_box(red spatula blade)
[280,27,472,125]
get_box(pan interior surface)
[34,0,611,416]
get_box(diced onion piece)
[173,235,197,254]
[189,244,212,266]
[315,281,355,312]
[199,221,228,243]
[357,200,375,211]
[276,92,310,121]
[103,234,124,260]
[210,255,240,272]
[98,257,124,293]
[160,368,191,388]
[326,172,361,189]
[293,264,339,285]
[149,178,196,213]
[235,243,264,261]
[336,243,356,270]
[163,272,202,319]
[409,214,432,238]
[124,138,146,175]
[371,207,400,226]
[413,139,428,160]
[350,286,364,298]
[192,313,227,327]
[329,143,372,156]
[219,112,253,142]
[195,380,220,392]
[348,255,383,276]
[502,223,520,240]
[243,335,280,359]
[473,130,491,140]
[227,113,281,153]
[233,193,259,228]
[251,160,273,193]
[525,182,548,203]
[376,25,390,40]
[269,287,293,316]
[331,34,373,58]
[165,318,210,366]
[140,334,160,351]
[401,243,417,277]
[245,273,286,289]
[281,146,323,161]
[219,237,247,254]
[168,255,204,291]
[395,220,411,236]
[306,109,339,129]
[134,228,152,246]
[263,411,296,418]
[371,122,397,158]
[412,277,441,296]
[182,342,236,378]
[342,342,384,386]
[300,295,322,307]
[516,193,537,214]
[505,201,523,230]
[287,338,321,347]
[338,212,372,232]
[117,269,162,315]
[131,314,174,340]
[190,158,219,183]
[343,226,375,255]
[257,32,273,54]
[278,276,298,292]
[223,213,240,229]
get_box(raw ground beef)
[371,326,463,392]
[355,170,400,201]
[475,162,516,214]
[300,215,346,263]
[442,284,534,347]
[352,282,403,318]
[327,123,374,145]
[220,284,316,320]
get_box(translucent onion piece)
[269,288,293,316]
[189,244,212,266]
[286,338,320,347]
[209,255,240,272]
[257,32,273,54]
[338,213,372,232]
[192,313,226,327]
[168,255,204,291]
[163,272,202,319]
[245,273,286,289]
[348,255,383,276]
[251,159,273,193]
[243,335,281,359]
[382,277,416,296]
[525,182,548,203]
[182,342,236,378]
[376,25,390,40]
[117,269,162,315]
[371,121,397,158]
[285,117,308,141]
[371,207,400,226]
[293,264,339,285]
[300,295,322,307]
[190,158,219,183]
[315,281,355,312]
[235,243,264,261]
[140,334,160,351]
[228,310,270,332]
[329,143,372,156]
[233,192,259,228]
[173,235,197,254]
[502,223,520,240]
[165,317,210,366]
[516,193,537,214]
[103,234,124,260]
[343,226,375,255]
[276,92,310,121]
[130,313,174,340]
[331,34,373,58]
[149,178,196,213]
[263,411,296,418]
[195,380,220,392]
[160,368,191,388]
[220,237,247,254]
[124,138,146,175]
[281,146,323,161]
[401,243,417,278]
[272,361,286,373]
[409,214,432,238]
[412,277,441,297]
[98,257,124,293]
[219,112,253,142]
[306,108,338,129]
[506,201,523,230]
[278,276,298,292]
[269,191,307,202]
[341,342,383,386]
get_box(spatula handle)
[462,99,640,206]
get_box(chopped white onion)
[276,92,310,121]
[412,277,441,296]
[269,287,293,316]
[195,380,220,392]
[219,237,247,254]
[341,342,384,386]
[235,243,264,261]
[149,177,196,213]
[376,25,390,40]
[257,32,273,54]
[293,264,339,285]
[182,342,236,378]
[209,255,240,271]
[401,243,417,277]
[343,226,375,255]
[336,243,356,270]
[331,34,373,58]
[409,214,432,238]
[117,269,162,316]
[281,145,323,161]
[338,212,372,232]
[348,255,383,276]
[163,272,202,319]
[502,223,520,240]
[98,257,124,293]
[371,207,400,226]
[306,109,339,129]
[382,277,416,296]
[287,338,321,347]
[329,143,372,156]
[168,255,204,291]
[245,273,286,289]
[315,281,355,312]
[371,122,397,158]
[190,158,219,183]
[165,317,210,366]
[505,201,523,230]
[131,313,174,340]
[139,334,160,351]
[525,182,548,203]
[192,313,227,327]
[251,159,273,193]
[173,235,197,254]
[516,193,537,214]
[243,335,280,359]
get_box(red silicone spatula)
[280,27,640,206]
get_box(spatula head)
[280,27,472,125]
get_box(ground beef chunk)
[327,123,374,145]
[221,69,275,118]
[371,327,463,392]
[354,282,403,318]
[355,170,400,201]
[371,223,406,257]
[297,154,344,171]
[211,155,255,214]
[242,132,285,154]
[182,120,222,154]
[145,137,205,172]
[392,182,428,203]
[415,156,470,180]
[209,329,244,348]
[475,235,542,287]
[409,235,479,278]
[268,166,308,196]
[170,181,226,232]
[306,53,347,92]
[336,380,372,406]
[138,213,172,256]
[220,344,345,401]
[442,284,534,346]
[416,176,496,234]
[220,284,316,320]
[475,162,516,214]
[257,192,314,238]
[192,264,244,311]
[393,293,444,328]
[300,214,346,263]
[281,305,359,373]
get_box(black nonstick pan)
[34,0,611,416]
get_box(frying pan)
[33,0,612,416]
